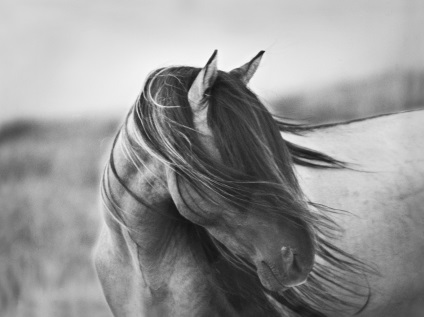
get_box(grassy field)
[0,71,423,316]
[0,119,118,316]
[271,70,424,123]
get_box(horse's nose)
[280,246,312,287]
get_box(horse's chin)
[257,264,289,293]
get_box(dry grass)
[271,70,424,124]
[0,119,118,316]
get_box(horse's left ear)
[229,51,265,84]
[188,50,218,113]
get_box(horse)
[93,50,424,317]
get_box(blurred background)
[1,0,423,316]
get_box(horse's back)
[285,110,424,316]
[287,110,424,212]
[287,110,424,168]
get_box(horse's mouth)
[257,262,289,293]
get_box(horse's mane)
[101,66,375,317]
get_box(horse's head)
[135,51,316,292]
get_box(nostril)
[280,246,295,272]
[280,246,311,287]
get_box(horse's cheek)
[205,224,254,258]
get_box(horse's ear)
[229,51,264,84]
[188,50,218,113]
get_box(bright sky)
[1,0,423,122]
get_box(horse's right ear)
[229,51,264,84]
[188,50,218,113]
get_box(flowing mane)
[101,66,375,316]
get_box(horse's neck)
[107,124,245,315]
[109,119,290,316]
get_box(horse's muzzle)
[256,246,313,291]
